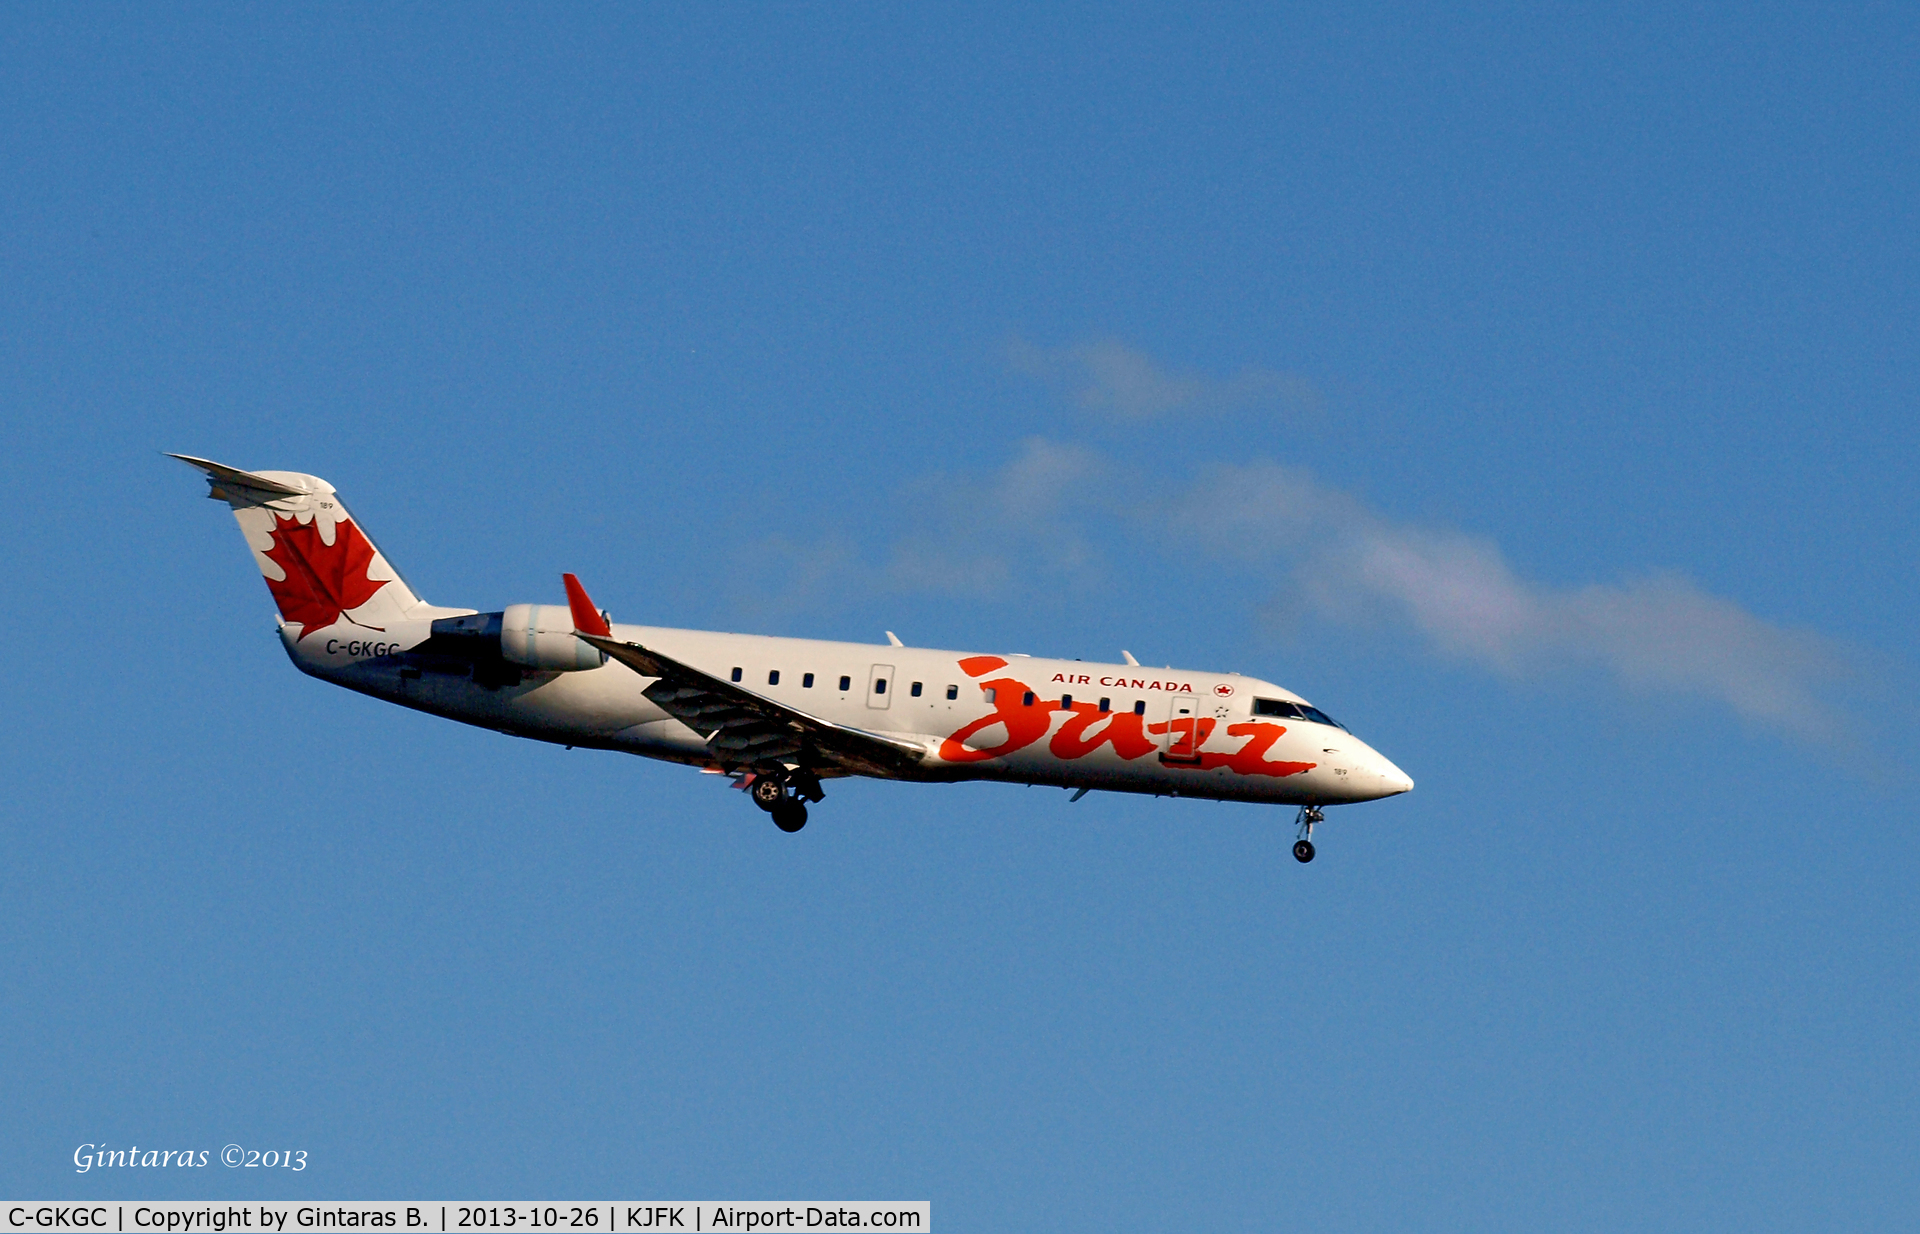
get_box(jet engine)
[500,603,607,671]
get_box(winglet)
[562,573,612,637]
[886,631,904,647]
[1122,649,1140,666]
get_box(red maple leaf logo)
[262,514,390,639]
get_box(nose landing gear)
[1293,805,1324,863]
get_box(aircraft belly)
[494,665,666,737]
[315,657,667,743]
[603,718,716,759]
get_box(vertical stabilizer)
[170,454,425,639]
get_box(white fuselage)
[291,618,1414,807]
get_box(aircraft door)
[867,664,895,710]
[1160,697,1203,764]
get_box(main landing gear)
[749,771,820,833]
[1293,805,1324,863]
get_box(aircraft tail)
[171,454,426,640]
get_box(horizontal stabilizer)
[167,453,309,499]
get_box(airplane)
[172,454,1413,862]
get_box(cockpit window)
[1252,697,1348,731]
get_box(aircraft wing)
[577,633,930,779]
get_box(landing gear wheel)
[1292,805,1324,864]
[750,777,785,811]
[772,800,808,833]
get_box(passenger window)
[984,688,996,704]
[910,682,923,697]
[730,667,742,683]
[1061,694,1072,708]
[768,670,780,686]
[1133,700,1146,716]
[1099,698,1110,713]
[839,675,851,691]
[1022,691,1035,706]
[946,684,958,700]
[874,678,887,695]
[803,673,814,688]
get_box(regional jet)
[174,455,1412,861]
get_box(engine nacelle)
[500,603,607,671]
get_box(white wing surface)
[577,633,930,780]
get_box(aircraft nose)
[1374,755,1414,796]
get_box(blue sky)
[3,4,1916,1227]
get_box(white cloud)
[1176,461,1849,741]
[733,439,1114,618]
[883,438,1111,595]
[1009,338,1318,419]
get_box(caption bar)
[3,1208,927,1234]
